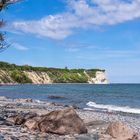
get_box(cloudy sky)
[1,0,140,83]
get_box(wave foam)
[86,101,140,114]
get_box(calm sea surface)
[0,84,140,113]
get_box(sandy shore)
[0,96,139,140]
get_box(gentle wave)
[86,101,140,114]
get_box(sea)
[0,84,140,114]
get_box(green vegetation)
[10,70,32,83]
[0,61,105,83]
[47,69,88,83]
[85,69,105,78]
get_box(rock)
[15,98,33,103]
[106,121,138,140]
[64,105,80,109]
[24,112,38,120]
[70,105,80,109]
[7,115,26,125]
[0,96,8,101]
[51,102,64,106]
[0,134,4,140]
[38,108,87,135]
[48,95,66,100]
[99,134,113,140]
[76,134,99,140]
[24,117,39,130]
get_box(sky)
[0,0,140,83]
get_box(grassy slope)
[0,61,105,83]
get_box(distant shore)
[0,83,109,86]
[0,96,139,139]
[0,61,108,84]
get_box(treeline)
[0,61,104,72]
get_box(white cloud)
[12,0,140,39]
[7,0,21,4]
[13,43,28,51]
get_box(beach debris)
[106,121,138,140]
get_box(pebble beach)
[0,96,139,140]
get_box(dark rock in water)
[48,95,66,100]
[37,108,87,135]
[106,121,138,140]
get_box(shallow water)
[0,84,140,114]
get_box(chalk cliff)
[85,71,108,84]
[0,62,108,84]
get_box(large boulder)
[37,108,87,135]
[106,121,138,140]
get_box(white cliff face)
[88,71,108,84]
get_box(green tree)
[0,0,21,51]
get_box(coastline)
[0,82,109,86]
[0,96,139,139]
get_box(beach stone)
[7,115,26,125]
[38,108,87,135]
[24,112,38,120]
[15,98,33,103]
[76,134,99,140]
[0,96,8,101]
[0,134,4,140]
[106,121,138,140]
[24,118,39,130]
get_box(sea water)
[0,84,140,114]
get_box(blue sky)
[0,0,140,83]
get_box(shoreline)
[0,96,139,139]
[0,83,109,86]
[1,83,140,87]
